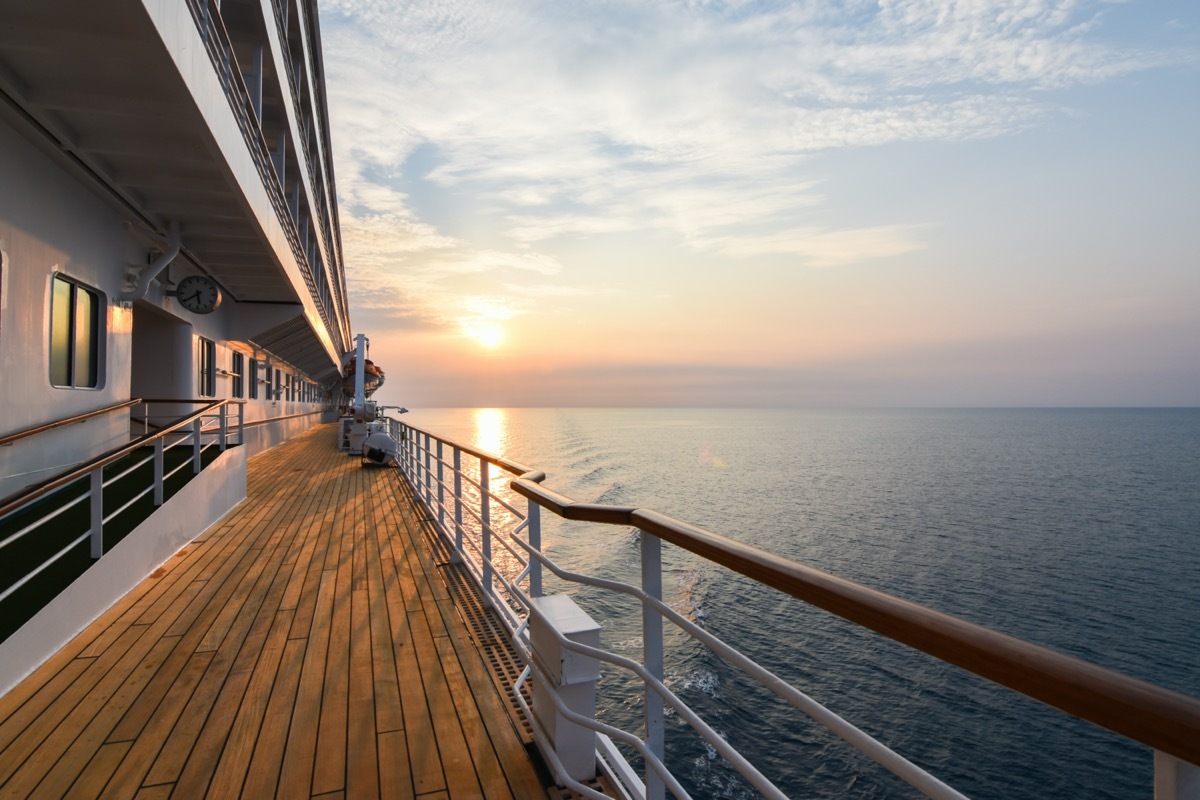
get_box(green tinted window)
[50,275,102,388]
[50,277,72,386]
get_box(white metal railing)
[0,400,244,609]
[388,418,1200,799]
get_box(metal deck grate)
[398,480,537,745]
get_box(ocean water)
[401,407,1200,799]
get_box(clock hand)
[186,291,202,304]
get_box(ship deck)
[0,424,546,799]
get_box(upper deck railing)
[389,418,1200,800]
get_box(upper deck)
[0,425,544,798]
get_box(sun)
[466,323,504,349]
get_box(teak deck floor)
[0,424,546,799]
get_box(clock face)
[175,275,222,314]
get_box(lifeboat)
[342,357,385,398]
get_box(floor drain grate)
[399,481,535,744]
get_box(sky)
[317,0,1199,408]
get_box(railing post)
[480,457,492,601]
[238,400,245,445]
[436,440,445,532]
[192,418,202,473]
[530,596,600,783]
[641,529,666,800]
[528,500,543,598]
[423,433,433,507]
[219,404,228,451]
[153,437,165,506]
[406,425,414,477]
[400,424,410,474]
[453,448,464,557]
[89,469,104,559]
[1155,751,1200,800]
[143,401,149,435]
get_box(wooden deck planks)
[0,424,545,799]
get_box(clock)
[174,275,222,314]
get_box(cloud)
[319,0,1191,348]
[694,224,930,266]
[323,0,1169,232]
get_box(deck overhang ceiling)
[251,314,342,384]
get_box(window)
[274,368,282,400]
[249,359,259,400]
[50,274,102,388]
[232,352,245,398]
[198,337,216,397]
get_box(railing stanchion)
[528,500,542,598]
[153,437,165,506]
[238,400,245,445]
[400,424,410,474]
[219,404,228,451]
[427,434,436,503]
[641,528,666,800]
[1155,751,1200,800]
[89,469,104,559]
[403,423,411,475]
[436,440,445,532]
[143,401,149,435]
[480,457,492,601]
[453,447,464,556]
[192,419,202,473]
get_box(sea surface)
[401,407,1200,799]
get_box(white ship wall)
[0,120,133,499]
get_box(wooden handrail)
[505,475,1200,766]
[0,399,141,448]
[0,400,235,520]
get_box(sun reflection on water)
[473,408,507,455]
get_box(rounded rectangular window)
[50,274,102,389]
[198,337,216,397]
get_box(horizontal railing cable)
[511,532,969,800]
[486,548,791,800]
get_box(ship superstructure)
[0,0,351,501]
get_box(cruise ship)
[1,1,1197,798]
